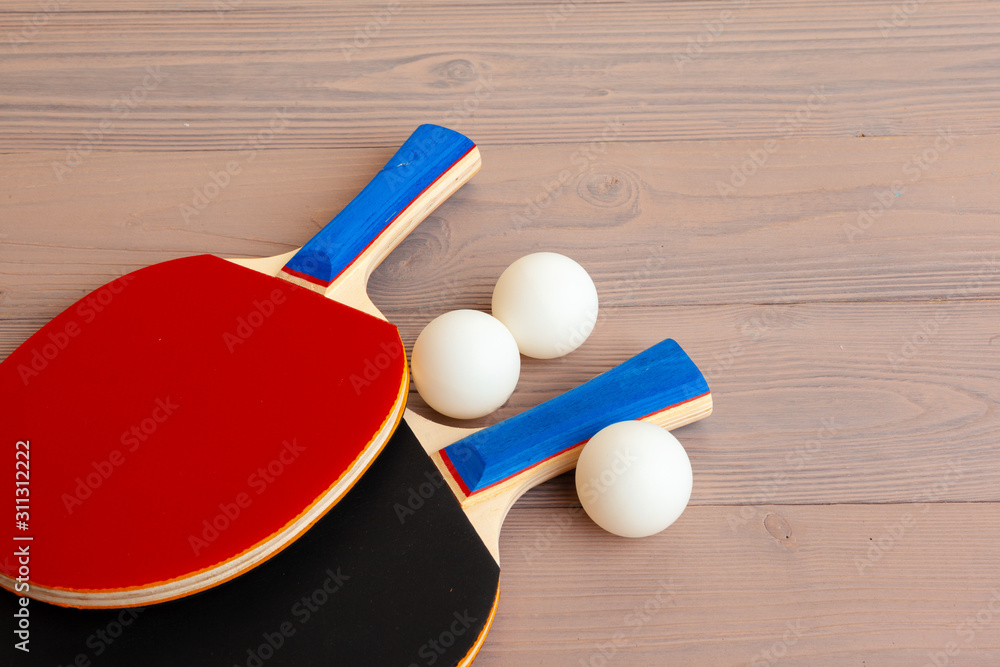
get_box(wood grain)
[477,503,1000,665]
[1,1,999,150]
[1,136,998,317]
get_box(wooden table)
[2,1,998,664]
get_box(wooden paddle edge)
[457,586,502,667]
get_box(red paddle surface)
[1,255,404,595]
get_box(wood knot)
[576,169,637,211]
[764,512,793,544]
[437,58,478,83]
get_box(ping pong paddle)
[0,124,481,608]
[1,338,710,666]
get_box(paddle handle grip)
[279,125,479,289]
[438,339,712,498]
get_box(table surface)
[2,1,999,665]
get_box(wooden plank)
[473,502,1000,665]
[1,135,998,317]
[1,0,555,9]
[1,0,998,149]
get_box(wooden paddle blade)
[0,125,482,608]
[0,421,499,667]
[0,255,407,607]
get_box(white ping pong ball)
[575,421,693,538]
[491,252,599,359]
[411,310,521,420]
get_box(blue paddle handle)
[440,339,710,495]
[280,124,476,288]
